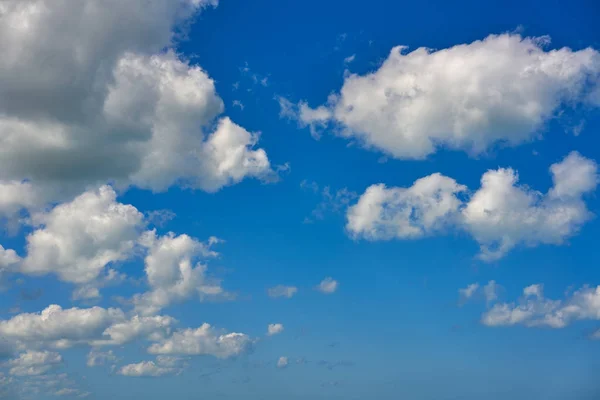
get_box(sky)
[0,0,600,399]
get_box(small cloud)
[276,357,288,369]
[232,81,240,90]
[267,285,298,299]
[146,209,176,227]
[316,277,338,294]
[232,100,244,110]
[267,323,284,336]
[343,54,356,64]
[458,283,479,305]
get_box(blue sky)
[0,0,599,399]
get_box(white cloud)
[267,323,284,336]
[317,277,338,294]
[0,0,276,217]
[481,283,600,328]
[282,34,600,158]
[133,230,228,315]
[343,54,356,64]
[348,152,598,260]
[277,356,288,369]
[118,361,175,377]
[267,285,298,299]
[0,304,125,349]
[20,185,145,284]
[86,349,118,367]
[93,315,176,346]
[459,283,479,301]
[347,174,466,240]
[148,323,252,358]
[463,152,597,260]
[7,350,62,376]
[0,245,20,277]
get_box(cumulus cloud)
[0,304,125,349]
[20,186,145,285]
[148,323,252,358]
[0,304,176,351]
[282,33,600,158]
[7,350,62,376]
[347,174,466,240]
[267,285,298,299]
[0,0,277,218]
[267,323,284,336]
[348,152,598,260]
[118,361,175,377]
[277,356,289,369]
[316,277,338,294]
[132,230,229,315]
[481,283,600,329]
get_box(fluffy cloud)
[282,33,600,158]
[92,315,176,346]
[7,351,62,376]
[348,152,598,260]
[316,277,338,294]
[277,356,289,369]
[0,0,276,217]
[347,174,466,240]
[267,285,298,299]
[0,305,125,349]
[133,230,228,315]
[0,304,176,351]
[148,323,252,358]
[481,283,600,329]
[267,324,284,336]
[118,361,175,377]
[20,186,145,284]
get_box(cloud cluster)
[148,323,253,358]
[347,152,598,260]
[481,283,600,329]
[282,33,600,158]
[0,0,277,218]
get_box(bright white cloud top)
[282,34,600,158]
[347,151,598,260]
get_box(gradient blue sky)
[0,0,599,399]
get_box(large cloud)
[347,152,598,260]
[282,34,600,158]
[0,0,276,217]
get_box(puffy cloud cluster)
[347,152,598,260]
[7,350,62,377]
[0,0,276,218]
[132,230,228,315]
[118,361,175,377]
[478,283,600,329]
[282,33,600,158]
[0,304,176,350]
[148,323,253,358]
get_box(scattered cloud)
[348,152,598,260]
[267,285,298,299]
[317,277,338,294]
[7,350,62,376]
[276,356,288,369]
[148,323,253,358]
[302,181,358,223]
[267,323,284,336]
[118,361,176,377]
